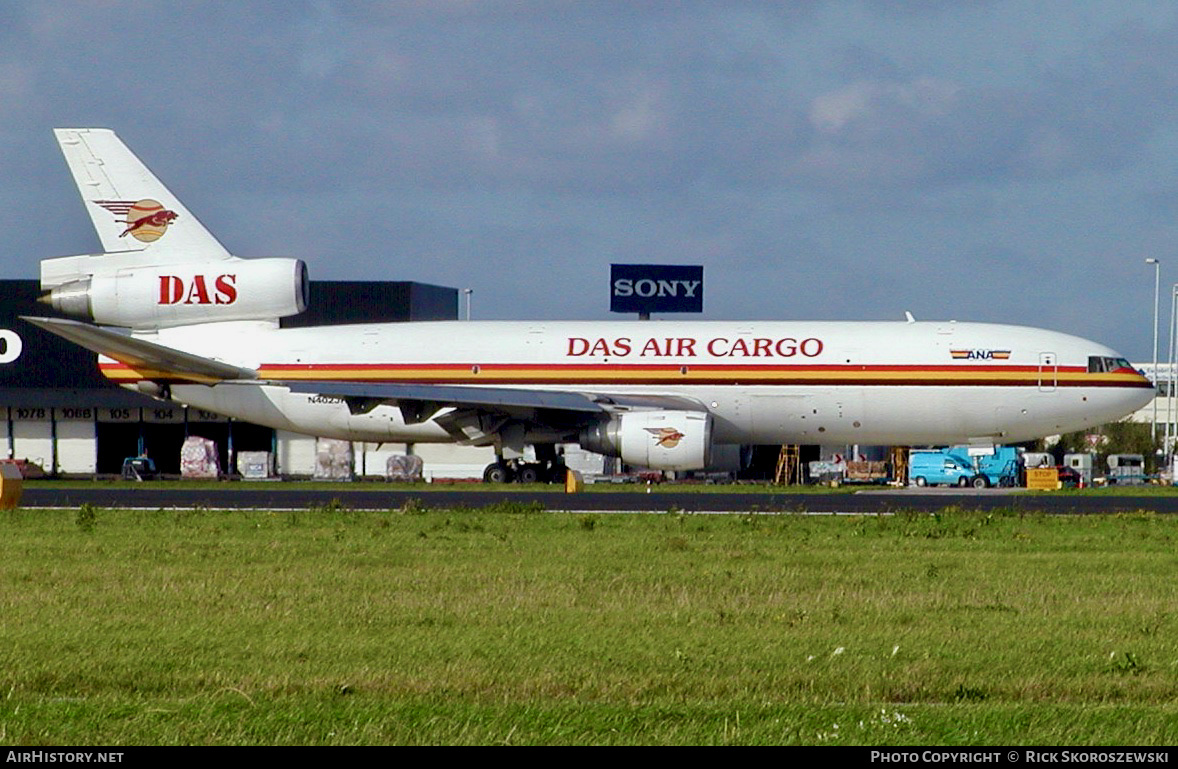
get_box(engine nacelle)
[579,410,712,471]
[43,258,308,329]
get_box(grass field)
[2,503,1177,745]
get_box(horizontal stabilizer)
[21,316,256,384]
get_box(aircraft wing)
[21,316,257,384]
[285,381,608,415]
[282,381,707,436]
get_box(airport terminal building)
[0,278,500,478]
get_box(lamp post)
[1147,258,1161,442]
[1167,284,1178,459]
[462,288,473,321]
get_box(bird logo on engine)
[93,199,179,242]
[645,427,686,448]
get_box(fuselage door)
[1038,352,1057,392]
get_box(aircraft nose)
[1130,385,1155,412]
[1118,370,1156,415]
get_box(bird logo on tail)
[93,199,179,242]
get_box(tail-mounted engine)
[579,409,712,471]
[41,256,308,330]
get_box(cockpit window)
[1088,356,1133,373]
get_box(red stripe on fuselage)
[97,361,1153,388]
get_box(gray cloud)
[0,1,1175,358]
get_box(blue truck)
[909,447,1021,488]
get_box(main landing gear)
[483,444,568,484]
[482,458,568,484]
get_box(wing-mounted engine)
[579,410,713,471]
[41,255,308,330]
[279,382,716,471]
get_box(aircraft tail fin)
[54,128,231,261]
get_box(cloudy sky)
[2,1,1178,359]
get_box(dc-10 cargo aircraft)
[24,129,1153,482]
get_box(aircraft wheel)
[914,476,927,487]
[483,462,513,484]
[971,475,989,489]
[957,476,970,488]
[517,464,541,484]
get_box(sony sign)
[610,264,703,315]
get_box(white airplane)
[25,129,1154,482]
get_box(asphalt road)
[17,485,1178,514]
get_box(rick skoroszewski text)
[871,752,1170,764]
